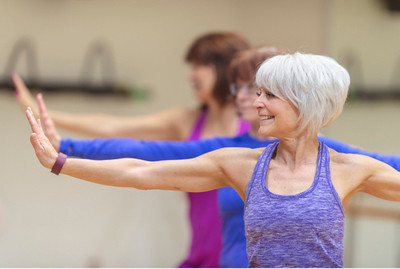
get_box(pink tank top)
[178,109,250,268]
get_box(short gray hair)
[255,52,350,136]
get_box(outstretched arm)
[35,90,227,161]
[320,136,400,171]
[358,157,400,202]
[46,106,190,140]
[336,153,400,208]
[59,137,226,161]
[26,107,234,192]
[14,73,191,140]
[13,72,39,117]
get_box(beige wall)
[0,0,399,267]
[329,0,400,88]
[326,1,400,266]
[0,0,327,111]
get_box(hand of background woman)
[12,72,39,117]
[26,107,58,169]
[37,93,61,151]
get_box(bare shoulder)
[329,148,381,181]
[328,148,386,208]
[329,147,400,206]
[207,146,265,162]
[206,147,265,198]
[216,147,265,176]
[140,107,199,139]
[163,107,202,139]
[329,148,379,168]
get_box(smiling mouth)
[260,116,275,120]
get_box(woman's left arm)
[358,156,400,202]
[320,136,400,171]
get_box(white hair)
[255,52,350,137]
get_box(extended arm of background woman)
[13,73,191,140]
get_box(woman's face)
[253,87,300,138]
[232,79,259,124]
[187,63,216,103]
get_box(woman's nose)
[253,95,264,110]
[236,87,248,100]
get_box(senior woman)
[25,52,400,268]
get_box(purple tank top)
[179,109,250,268]
[244,142,344,268]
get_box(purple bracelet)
[51,153,68,175]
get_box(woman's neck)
[200,100,239,138]
[204,100,240,123]
[274,135,320,170]
[205,98,234,115]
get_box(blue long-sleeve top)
[60,133,400,268]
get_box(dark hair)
[227,45,290,84]
[185,32,250,107]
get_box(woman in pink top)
[13,32,250,267]
[184,109,249,267]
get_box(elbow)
[124,173,154,191]
[123,162,158,190]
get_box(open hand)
[13,72,39,117]
[26,107,58,169]
[37,93,61,151]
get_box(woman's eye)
[256,92,261,97]
[266,92,275,98]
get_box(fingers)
[37,93,46,112]
[26,105,58,169]
[37,93,49,123]
[12,72,27,97]
[37,94,54,132]
[29,126,56,169]
[37,93,50,132]
[12,72,39,116]
[36,93,61,140]
[26,107,44,136]
[26,107,37,132]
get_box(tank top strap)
[187,109,208,141]
[319,141,329,179]
[245,142,279,203]
[319,142,345,215]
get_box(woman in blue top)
[27,51,400,268]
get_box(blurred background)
[1,0,400,267]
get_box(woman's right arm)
[13,73,194,140]
[36,92,221,162]
[48,108,191,140]
[27,106,239,193]
[59,137,226,161]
